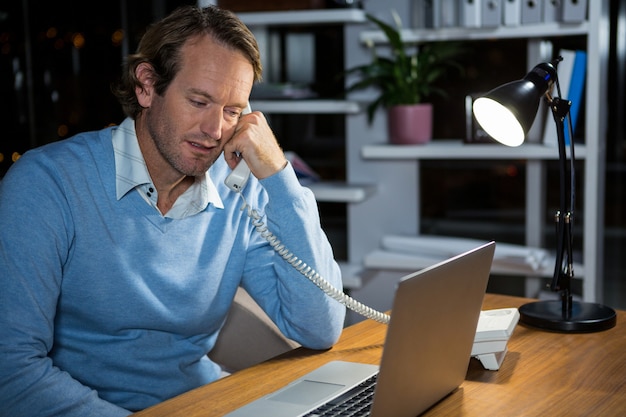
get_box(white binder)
[459,0,481,28]
[440,0,459,28]
[561,0,587,22]
[427,0,440,28]
[521,0,542,24]
[503,0,521,26]
[543,0,562,22]
[481,0,501,27]
[412,0,438,28]
[414,0,458,28]
[411,0,425,29]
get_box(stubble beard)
[147,114,218,178]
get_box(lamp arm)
[547,95,574,314]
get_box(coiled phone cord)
[237,193,391,325]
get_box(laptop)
[226,241,495,417]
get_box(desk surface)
[134,294,626,416]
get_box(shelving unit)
[346,1,609,306]
[236,3,609,309]
[238,10,372,207]
[237,8,376,284]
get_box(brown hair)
[113,5,262,119]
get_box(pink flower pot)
[387,103,433,145]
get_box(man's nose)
[200,108,223,140]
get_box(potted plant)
[346,12,465,144]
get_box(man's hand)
[223,111,288,179]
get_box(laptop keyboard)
[303,374,378,417]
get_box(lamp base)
[519,300,617,333]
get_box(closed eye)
[190,99,207,107]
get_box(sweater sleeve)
[0,153,131,417]
[239,162,346,349]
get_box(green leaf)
[344,12,468,125]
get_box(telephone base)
[471,308,520,371]
[474,348,508,371]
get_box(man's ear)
[135,62,156,108]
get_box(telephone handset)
[224,103,390,324]
[224,103,252,192]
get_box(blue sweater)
[0,125,345,416]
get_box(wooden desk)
[134,294,626,416]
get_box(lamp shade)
[473,62,557,147]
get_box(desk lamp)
[472,58,616,332]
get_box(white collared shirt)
[112,118,223,219]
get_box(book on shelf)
[285,151,320,185]
[565,50,587,145]
[543,49,586,147]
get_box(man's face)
[138,34,254,178]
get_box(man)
[0,5,345,416]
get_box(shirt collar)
[112,117,224,214]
